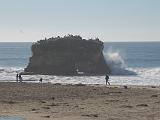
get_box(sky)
[0,0,160,42]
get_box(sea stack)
[24,35,110,75]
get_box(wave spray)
[103,48,136,75]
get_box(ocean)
[0,42,160,86]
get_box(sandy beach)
[0,82,159,120]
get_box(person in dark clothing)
[19,74,23,83]
[39,78,43,83]
[105,74,110,85]
[16,73,19,82]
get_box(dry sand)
[0,82,159,120]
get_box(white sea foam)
[0,67,159,86]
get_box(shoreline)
[0,80,160,87]
[0,82,160,120]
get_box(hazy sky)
[0,0,160,42]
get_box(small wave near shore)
[0,66,160,86]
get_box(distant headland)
[24,35,110,75]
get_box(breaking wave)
[0,66,160,85]
[103,48,136,75]
[0,67,23,73]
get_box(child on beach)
[39,78,43,83]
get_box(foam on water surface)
[0,66,160,86]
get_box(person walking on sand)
[105,74,110,85]
[16,73,19,82]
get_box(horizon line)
[0,41,160,43]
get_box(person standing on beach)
[105,74,110,85]
[39,78,42,83]
[16,73,19,82]
[19,74,23,83]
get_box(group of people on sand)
[16,73,23,82]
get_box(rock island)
[25,35,110,75]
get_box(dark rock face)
[24,35,110,75]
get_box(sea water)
[0,42,160,86]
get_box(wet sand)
[0,82,160,120]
